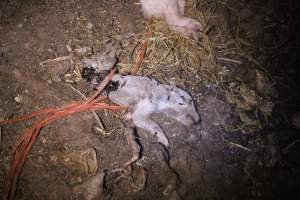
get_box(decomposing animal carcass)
[139,0,203,40]
[81,38,122,86]
[108,75,200,147]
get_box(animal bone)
[108,75,200,147]
[139,0,203,41]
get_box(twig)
[217,57,242,64]
[39,55,71,67]
[229,142,252,152]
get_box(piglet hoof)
[185,19,203,41]
[174,18,203,41]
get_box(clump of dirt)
[1,0,300,200]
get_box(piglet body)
[108,75,199,147]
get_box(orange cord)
[131,29,152,75]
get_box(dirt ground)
[1,0,300,199]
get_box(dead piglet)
[108,75,200,147]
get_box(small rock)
[87,22,94,30]
[17,23,23,28]
[66,44,72,52]
[47,79,53,84]
[37,156,43,163]
[14,95,22,103]
[24,42,31,49]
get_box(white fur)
[139,0,203,40]
[109,75,200,147]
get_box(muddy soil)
[1,0,300,199]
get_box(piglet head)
[162,85,200,126]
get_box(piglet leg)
[178,0,186,15]
[165,12,203,41]
[131,99,170,147]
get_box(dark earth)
[1,0,300,199]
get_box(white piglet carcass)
[108,75,200,147]
[139,0,203,40]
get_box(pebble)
[17,23,23,28]
[47,79,53,84]
[14,95,22,103]
[86,22,94,30]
